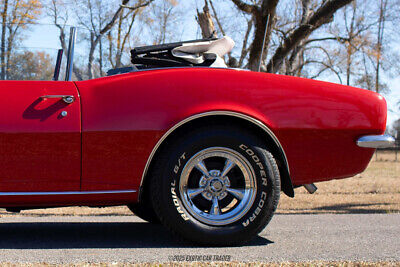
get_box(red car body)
[0,67,387,208]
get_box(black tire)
[150,125,281,245]
[128,200,160,224]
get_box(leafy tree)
[7,50,53,80]
[0,0,42,80]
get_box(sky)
[21,10,400,127]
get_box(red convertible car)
[0,28,395,245]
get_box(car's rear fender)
[138,111,295,201]
[75,67,386,195]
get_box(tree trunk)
[285,0,311,75]
[346,42,351,85]
[115,10,123,68]
[247,2,279,71]
[247,13,269,71]
[196,1,217,39]
[1,0,8,80]
[98,11,104,77]
[375,0,387,93]
[231,0,279,71]
[266,0,354,73]
[238,19,253,68]
[88,32,96,79]
[6,29,13,80]
[99,35,104,76]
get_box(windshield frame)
[64,27,77,81]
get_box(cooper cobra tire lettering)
[240,144,268,186]
[239,144,268,227]
[171,155,190,221]
[242,191,267,227]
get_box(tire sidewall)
[156,128,279,243]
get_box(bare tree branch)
[99,0,130,36]
[239,18,253,67]
[267,0,354,73]
[86,0,154,79]
[309,61,343,84]
[231,0,258,14]
[49,0,83,80]
[121,0,154,11]
[304,36,350,45]
[209,0,225,36]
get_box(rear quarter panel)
[75,68,386,190]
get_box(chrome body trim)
[65,27,77,81]
[0,190,136,196]
[41,95,75,104]
[139,111,290,200]
[357,134,395,148]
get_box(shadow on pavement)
[313,202,393,213]
[0,222,273,249]
[277,202,395,214]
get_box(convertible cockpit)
[107,36,235,76]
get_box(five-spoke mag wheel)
[180,147,257,225]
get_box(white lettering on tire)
[242,191,267,227]
[239,144,267,186]
[239,144,269,227]
[174,153,186,174]
[171,154,189,221]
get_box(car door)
[0,80,81,192]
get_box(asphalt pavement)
[0,214,398,263]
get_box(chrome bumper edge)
[357,134,396,148]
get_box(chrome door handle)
[41,95,75,104]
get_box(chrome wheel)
[179,147,257,226]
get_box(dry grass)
[0,151,399,217]
[277,151,400,214]
[0,205,132,217]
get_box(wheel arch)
[139,111,294,202]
